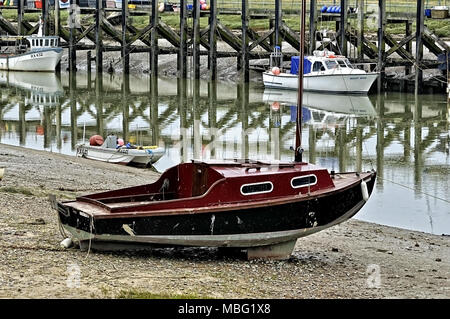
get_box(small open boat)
[53,1,376,259]
[0,167,4,181]
[263,50,378,94]
[76,135,165,167]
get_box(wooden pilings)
[309,0,317,55]
[150,0,159,76]
[415,0,425,94]
[122,0,129,74]
[208,0,217,81]
[0,1,445,91]
[95,0,103,74]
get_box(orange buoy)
[271,67,281,75]
[89,135,104,146]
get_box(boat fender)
[271,66,281,75]
[361,180,369,201]
[60,237,73,249]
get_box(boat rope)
[85,216,94,259]
[377,174,450,204]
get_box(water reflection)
[0,72,448,235]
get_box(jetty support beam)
[415,0,424,94]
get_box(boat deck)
[64,171,370,219]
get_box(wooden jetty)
[0,0,448,93]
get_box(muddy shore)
[0,143,448,299]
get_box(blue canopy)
[290,56,312,75]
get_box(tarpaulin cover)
[290,56,312,75]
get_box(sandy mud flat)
[0,143,448,298]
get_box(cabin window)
[344,59,354,68]
[337,60,347,68]
[312,61,323,72]
[291,175,317,188]
[240,182,273,195]
[325,60,338,69]
[45,39,49,46]
[40,39,43,46]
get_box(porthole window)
[291,175,317,188]
[240,182,273,195]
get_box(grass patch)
[117,289,211,299]
[0,186,34,196]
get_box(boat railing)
[352,62,379,73]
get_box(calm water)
[0,71,449,235]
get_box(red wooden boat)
[54,159,375,257]
[52,1,376,259]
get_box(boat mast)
[295,0,306,162]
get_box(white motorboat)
[76,135,165,167]
[0,19,62,72]
[263,50,378,94]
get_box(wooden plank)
[280,23,300,50]
[423,26,450,52]
[385,33,415,57]
[248,29,274,52]
[122,0,129,74]
[415,0,424,94]
[217,21,242,52]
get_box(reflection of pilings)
[56,103,62,151]
[336,126,347,172]
[178,78,188,162]
[309,126,316,164]
[150,75,159,145]
[19,101,26,146]
[376,94,385,188]
[240,81,249,159]
[122,74,130,142]
[69,74,77,150]
[356,119,362,172]
[208,81,217,159]
[95,74,104,136]
[193,79,201,159]
[43,106,52,149]
[403,94,411,161]
[414,94,423,189]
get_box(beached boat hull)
[76,144,164,166]
[54,166,376,250]
[0,48,63,72]
[263,72,378,93]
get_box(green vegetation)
[0,0,449,36]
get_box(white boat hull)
[76,145,164,166]
[0,48,63,72]
[263,72,378,94]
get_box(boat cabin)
[74,161,336,216]
[290,50,354,75]
[26,36,60,51]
